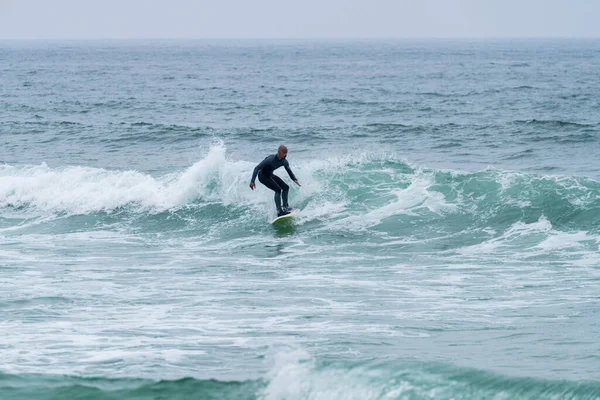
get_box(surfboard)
[271,208,300,224]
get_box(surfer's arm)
[250,158,268,183]
[250,165,261,184]
[284,161,298,182]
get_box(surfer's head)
[277,145,288,160]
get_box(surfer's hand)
[249,182,255,190]
[294,180,301,187]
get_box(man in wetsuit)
[250,145,301,217]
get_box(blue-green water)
[1,40,600,399]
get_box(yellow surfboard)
[271,208,300,224]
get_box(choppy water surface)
[1,39,600,399]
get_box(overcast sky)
[1,0,599,39]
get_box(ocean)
[1,39,599,399]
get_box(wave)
[0,144,248,216]
[513,85,535,90]
[319,97,380,106]
[363,123,410,128]
[101,123,212,144]
[403,86,539,98]
[0,372,260,400]
[525,132,597,144]
[1,145,599,236]
[514,119,596,129]
[1,120,86,127]
[2,356,599,400]
[1,120,213,145]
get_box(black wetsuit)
[251,154,297,213]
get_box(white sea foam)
[458,215,553,255]
[0,145,407,223]
[261,347,423,400]
[0,144,268,216]
[330,170,455,230]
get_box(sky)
[1,0,599,39]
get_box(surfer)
[250,145,301,217]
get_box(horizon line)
[1,36,600,41]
